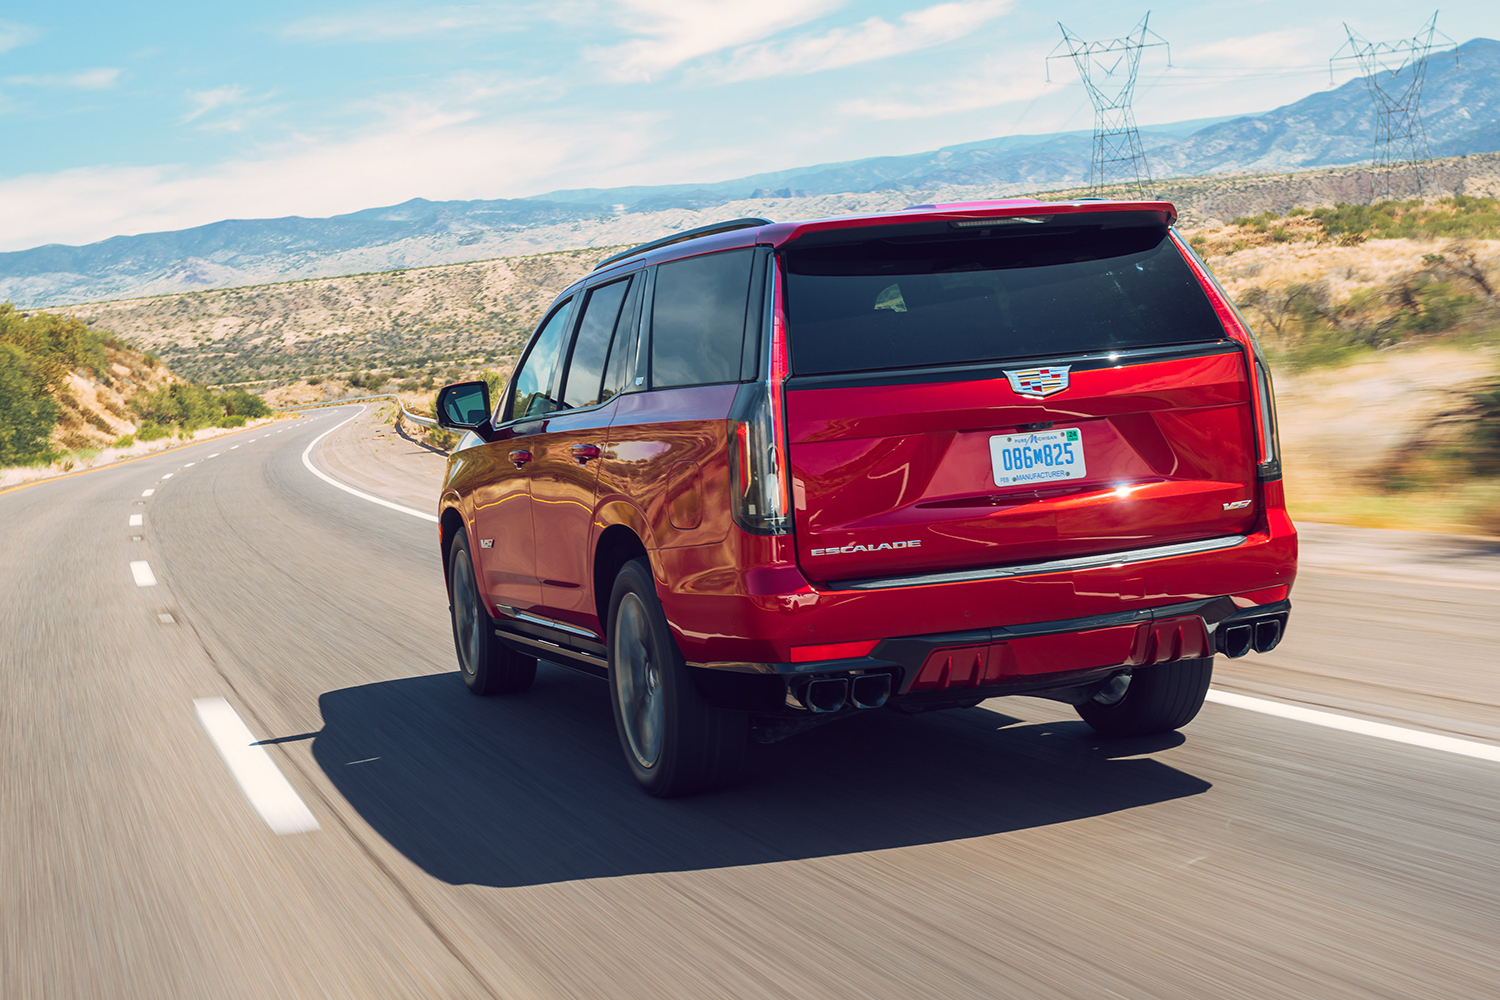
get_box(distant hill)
[3,38,1498,309]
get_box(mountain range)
[4,37,1498,310]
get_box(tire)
[1075,657,1214,737]
[448,530,536,695]
[607,558,747,797]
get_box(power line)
[1330,12,1459,200]
[1047,12,1170,198]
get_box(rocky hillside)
[61,247,609,384]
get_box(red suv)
[435,199,1297,796]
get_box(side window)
[650,249,753,388]
[560,276,633,410]
[601,277,644,402]
[508,299,572,423]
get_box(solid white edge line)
[1206,689,1500,764]
[193,698,319,835]
[129,560,157,587]
[129,514,143,527]
[301,406,439,523]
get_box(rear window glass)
[651,249,753,388]
[783,226,1224,376]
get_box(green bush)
[0,342,60,465]
[216,414,247,428]
[220,387,270,419]
[112,434,135,449]
[137,422,170,441]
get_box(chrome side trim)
[834,534,1249,591]
[494,604,600,640]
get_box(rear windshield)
[783,226,1225,376]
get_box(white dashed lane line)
[194,698,319,836]
[208,454,220,459]
[230,445,239,450]
[184,462,195,467]
[129,561,157,587]
[1206,690,1500,764]
[162,473,173,479]
[141,488,154,497]
[129,514,143,527]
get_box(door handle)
[508,449,532,469]
[571,443,601,464]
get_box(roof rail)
[593,217,773,271]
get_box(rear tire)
[607,558,747,797]
[1075,658,1213,737]
[448,530,536,695]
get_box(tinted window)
[783,227,1224,376]
[601,277,643,402]
[562,277,632,409]
[508,300,571,422]
[651,250,753,388]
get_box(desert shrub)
[112,434,135,449]
[306,376,323,386]
[0,342,60,465]
[1314,197,1500,241]
[216,414,247,428]
[137,422,170,441]
[220,387,270,419]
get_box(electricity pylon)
[1048,13,1171,198]
[1331,12,1458,200]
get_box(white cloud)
[0,19,40,54]
[5,68,123,89]
[180,85,254,124]
[587,0,845,82]
[701,0,1014,83]
[839,57,1046,120]
[283,4,527,41]
[0,108,662,252]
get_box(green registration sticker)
[1065,429,1080,442]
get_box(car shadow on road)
[310,666,1208,888]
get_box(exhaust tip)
[1220,623,1253,659]
[799,677,848,714]
[1253,619,1283,653]
[850,673,892,709]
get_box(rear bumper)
[690,596,1291,702]
[662,514,1298,668]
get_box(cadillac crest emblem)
[1003,365,1071,398]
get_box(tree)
[0,343,59,465]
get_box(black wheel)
[1075,658,1214,737]
[607,558,747,797]
[448,530,536,695]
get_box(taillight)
[728,256,793,534]
[1173,231,1283,482]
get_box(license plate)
[989,427,1087,487]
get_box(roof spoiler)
[593,217,773,271]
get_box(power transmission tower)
[1047,13,1170,198]
[1330,12,1458,201]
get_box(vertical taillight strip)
[727,254,793,534]
[1172,231,1283,482]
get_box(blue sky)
[0,0,1497,251]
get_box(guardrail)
[272,393,438,428]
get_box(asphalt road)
[3,405,1498,1000]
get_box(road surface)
[2,405,1497,999]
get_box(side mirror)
[436,381,491,430]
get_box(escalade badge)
[1004,366,1071,398]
